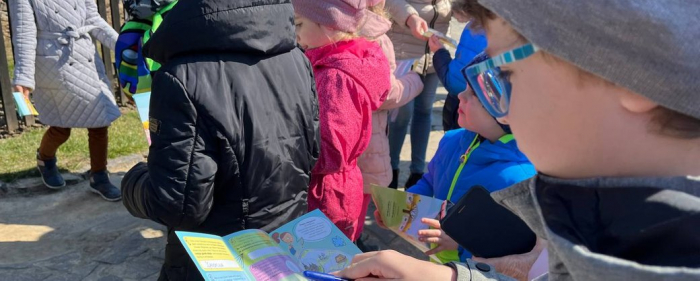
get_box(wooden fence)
[0,0,126,134]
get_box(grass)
[0,109,149,182]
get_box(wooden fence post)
[109,0,128,105]
[110,0,122,34]
[0,6,18,132]
[96,0,120,105]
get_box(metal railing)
[0,0,126,134]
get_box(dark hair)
[451,0,496,31]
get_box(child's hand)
[472,238,547,281]
[418,218,459,256]
[13,85,31,99]
[334,250,457,281]
[429,35,445,53]
[374,209,388,229]
[406,14,428,41]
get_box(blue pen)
[303,271,352,281]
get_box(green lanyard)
[445,134,515,201]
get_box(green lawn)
[0,110,149,182]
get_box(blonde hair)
[315,22,359,43]
[368,5,390,20]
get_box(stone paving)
[0,155,435,280]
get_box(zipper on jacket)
[423,0,440,76]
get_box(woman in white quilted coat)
[10,0,122,201]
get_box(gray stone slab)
[0,269,52,281]
[96,275,123,281]
[36,252,82,272]
[94,232,151,265]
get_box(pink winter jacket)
[358,35,424,193]
[305,38,390,241]
[355,16,424,237]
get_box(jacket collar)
[492,174,700,279]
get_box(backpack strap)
[142,0,178,72]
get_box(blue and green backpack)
[115,0,177,99]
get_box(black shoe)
[89,170,122,202]
[388,169,399,189]
[36,151,66,189]
[404,173,424,189]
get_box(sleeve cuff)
[397,7,419,28]
[433,49,453,71]
[435,48,452,58]
[121,162,151,219]
[445,262,473,281]
[12,77,35,90]
[447,260,517,281]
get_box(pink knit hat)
[292,0,386,37]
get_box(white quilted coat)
[10,0,121,128]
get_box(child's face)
[294,14,334,50]
[484,18,647,178]
[457,88,503,135]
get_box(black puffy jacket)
[120,1,319,280]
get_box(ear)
[619,90,658,113]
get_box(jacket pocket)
[34,55,65,89]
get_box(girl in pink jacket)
[292,0,391,241]
[356,0,425,237]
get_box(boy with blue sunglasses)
[373,54,536,264]
[336,0,700,280]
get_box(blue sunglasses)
[462,44,540,118]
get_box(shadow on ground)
[0,174,167,281]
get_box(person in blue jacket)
[431,27,486,95]
[376,54,536,263]
[429,4,487,131]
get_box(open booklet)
[370,184,447,260]
[131,92,151,145]
[176,209,362,281]
[422,28,458,49]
